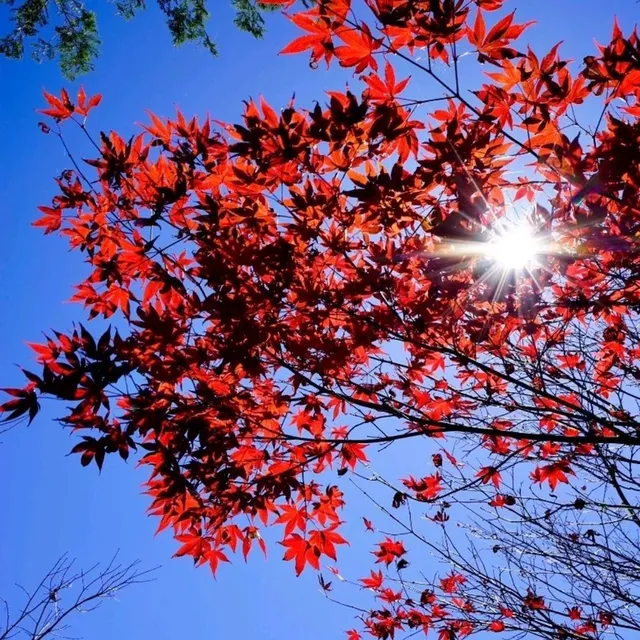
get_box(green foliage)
[55,7,101,78]
[232,0,280,38]
[158,0,217,55]
[114,0,145,21]
[0,0,286,78]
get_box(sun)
[484,222,542,271]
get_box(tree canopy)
[0,0,286,79]
[5,0,640,638]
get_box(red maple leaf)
[373,538,406,566]
[360,569,384,590]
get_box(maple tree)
[5,0,640,638]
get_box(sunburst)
[482,220,545,272]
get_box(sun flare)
[484,223,542,271]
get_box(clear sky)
[1,1,638,638]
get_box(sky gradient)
[1,1,638,638]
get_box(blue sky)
[1,1,638,638]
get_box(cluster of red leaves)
[39,88,102,122]
[5,1,640,638]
